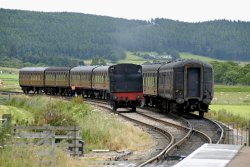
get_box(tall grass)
[3,95,152,152]
[206,109,249,128]
[0,145,89,167]
[80,110,152,151]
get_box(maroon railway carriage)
[44,67,71,95]
[70,66,98,97]
[19,67,48,94]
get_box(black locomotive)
[142,59,213,117]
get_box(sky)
[0,0,249,22]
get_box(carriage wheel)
[112,103,117,112]
[131,106,136,112]
[199,111,204,118]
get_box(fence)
[0,114,12,148]
[220,122,250,146]
[13,124,84,166]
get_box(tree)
[91,56,107,65]
[222,71,239,85]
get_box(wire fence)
[221,122,250,146]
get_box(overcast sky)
[1,0,249,22]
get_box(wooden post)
[51,127,56,166]
[2,114,11,126]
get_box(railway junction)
[1,91,250,167]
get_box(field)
[179,52,219,62]
[0,73,20,91]
[214,84,250,92]
[118,52,147,64]
[207,85,250,126]
[84,52,149,65]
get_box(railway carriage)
[70,66,98,97]
[44,67,71,95]
[19,67,47,94]
[92,66,109,99]
[19,63,143,112]
[142,64,163,107]
[142,60,214,117]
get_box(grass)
[214,84,250,92]
[205,106,250,127]
[1,95,153,152]
[0,145,88,167]
[179,52,219,62]
[84,52,148,65]
[210,105,250,117]
[118,52,147,64]
[0,73,20,91]
[0,67,19,74]
[208,84,250,127]
[212,92,250,105]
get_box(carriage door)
[187,68,200,97]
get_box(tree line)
[211,61,250,85]
[0,9,250,67]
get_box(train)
[19,59,214,117]
[142,59,214,117]
[19,63,143,112]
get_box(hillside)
[1,9,250,67]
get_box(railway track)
[182,113,224,144]
[85,100,224,166]
[0,91,225,167]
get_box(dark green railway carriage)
[142,60,214,117]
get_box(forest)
[0,8,250,67]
